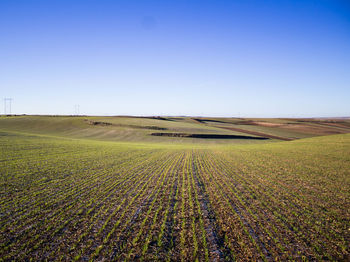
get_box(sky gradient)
[1,0,349,117]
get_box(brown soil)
[308,122,350,130]
[279,124,345,135]
[250,121,284,127]
[227,121,350,137]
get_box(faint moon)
[141,16,157,30]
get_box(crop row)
[1,133,348,260]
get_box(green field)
[0,116,349,261]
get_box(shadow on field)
[151,133,269,140]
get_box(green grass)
[0,115,281,144]
[0,116,349,260]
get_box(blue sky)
[1,0,349,117]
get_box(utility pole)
[4,98,13,115]
[74,104,80,115]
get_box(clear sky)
[1,0,349,117]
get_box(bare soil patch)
[223,121,350,137]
